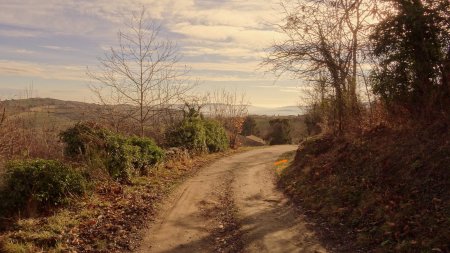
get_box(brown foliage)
[207,89,249,148]
[280,120,450,252]
[0,116,63,161]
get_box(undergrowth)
[278,121,450,252]
[0,147,250,252]
[0,160,86,218]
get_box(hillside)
[278,122,450,252]
[1,98,305,121]
[247,105,305,116]
[0,98,308,144]
[2,98,101,128]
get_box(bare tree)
[24,82,35,99]
[207,89,249,148]
[264,0,379,133]
[88,8,192,136]
[180,94,209,119]
[90,86,137,133]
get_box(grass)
[1,210,77,252]
[0,147,256,252]
[273,150,296,176]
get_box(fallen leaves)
[0,148,250,252]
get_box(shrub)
[0,159,86,216]
[107,136,164,181]
[267,119,292,145]
[59,122,108,158]
[60,122,164,182]
[204,119,229,153]
[166,118,207,152]
[241,116,259,136]
[129,136,165,174]
[104,135,137,181]
[166,116,230,153]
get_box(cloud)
[183,46,258,60]
[0,29,42,38]
[14,49,35,55]
[40,45,78,52]
[0,0,304,107]
[0,60,87,81]
[184,60,259,72]
[171,23,282,48]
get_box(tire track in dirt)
[137,146,327,253]
[232,147,328,253]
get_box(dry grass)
[0,147,255,252]
[278,121,450,252]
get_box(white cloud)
[0,0,303,106]
[0,60,87,81]
[40,45,78,52]
[183,60,259,72]
[14,49,35,55]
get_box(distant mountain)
[248,105,305,116]
[1,98,306,120]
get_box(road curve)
[137,145,327,253]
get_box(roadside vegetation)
[0,0,446,251]
[0,97,306,252]
[0,8,256,252]
[268,0,450,252]
[0,105,235,252]
[241,115,308,144]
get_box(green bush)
[104,135,137,181]
[0,159,86,216]
[129,136,165,174]
[105,135,164,180]
[59,122,109,158]
[60,122,164,182]
[166,118,207,152]
[166,117,230,153]
[204,119,229,153]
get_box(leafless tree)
[207,89,249,148]
[24,82,35,99]
[264,0,379,133]
[180,94,209,118]
[88,8,193,136]
[90,86,137,133]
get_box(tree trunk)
[335,86,344,134]
[442,46,450,112]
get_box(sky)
[0,0,306,108]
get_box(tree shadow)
[156,197,328,253]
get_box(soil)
[137,145,327,253]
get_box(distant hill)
[0,98,307,138]
[0,97,309,144]
[0,98,103,131]
[248,105,305,116]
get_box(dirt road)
[138,146,327,253]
